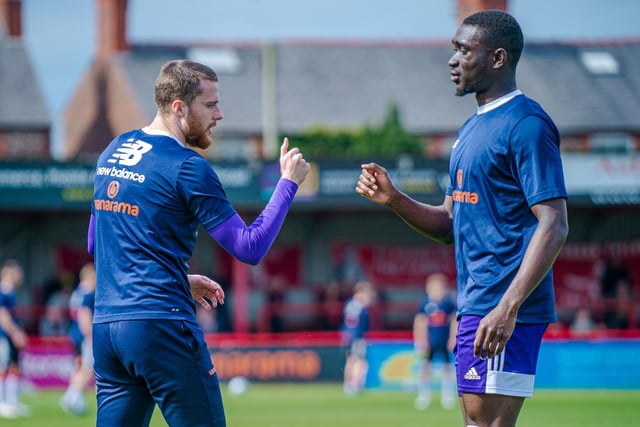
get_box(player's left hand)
[473,305,517,359]
[355,163,400,206]
[188,274,225,310]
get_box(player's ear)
[492,48,507,69]
[172,99,186,116]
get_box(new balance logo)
[108,138,152,166]
[464,367,481,380]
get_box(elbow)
[430,231,455,246]
[441,234,455,246]
[223,242,267,265]
[235,251,265,266]
[555,210,569,245]
[557,221,569,248]
[548,215,569,253]
[549,198,569,248]
[242,256,262,266]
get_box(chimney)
[457,0,508,24]
[96,0,129,58]
[0,0,22,37]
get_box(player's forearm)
[0,310,21,337]
[387,191,453,244]
[208,178,298,265]
[78,308,93,337]
[499,205,568,314]
[448,317,458,350]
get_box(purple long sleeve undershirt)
[88,214,95,255]
[208,178,298,265]
[87,178,299,264]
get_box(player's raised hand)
[279,137,310,185]
[355,162,396,205]
[188,274,225,310]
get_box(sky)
[20,0,640,158]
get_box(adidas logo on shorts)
[464,367,481,380]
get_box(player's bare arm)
[77,306,93,341]
[356,162,454,244]
[0,308,27,348]
[413,313,428,355]
[448,316,458,353]
[188,274,226,310]
[473,197,568,359]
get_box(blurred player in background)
[60,262,96,416]
[356,10,568,427]
[0,259,29,419]
[413,273,457,410]
[89,59,309,427]
[341,280,375,396]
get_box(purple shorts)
[455,315,548,397]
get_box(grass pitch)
[8,384,640,426]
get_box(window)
[579,50,619,75]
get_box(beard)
[454,72,486,97]
[455,79,478,97]
[183,114,213,150]
[455,85,473,97]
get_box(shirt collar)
[477,89,523,115]
[141,126,185,147]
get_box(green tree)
[290,104,423,159]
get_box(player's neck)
[475,77,517,106]
[147,114,186,145]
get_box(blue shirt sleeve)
[176,155,237,231]
[510,115,567,207]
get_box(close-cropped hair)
[154,59,219,112]
[463,9,524,68]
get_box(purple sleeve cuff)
[208,178,298,264]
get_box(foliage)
[289,104,423,159]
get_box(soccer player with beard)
[356,11,568,427]
[89,59,309,426]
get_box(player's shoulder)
[418,296,430,306]
[507,96,559,141]
[177,151,219,182]
[511,95,554,121]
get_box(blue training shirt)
[0,290,16,339]
[68,286,95,345]
[341,297,370,343]
[91,128,236,323]
[445,92,567,323]
[416,294,456,348]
